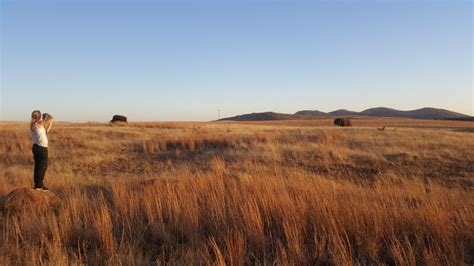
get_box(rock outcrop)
[110,115,128,123]
[334,118,352,127]
[0,188,61,214]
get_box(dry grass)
[140,133,269,153]
[0,120,473,265]
[225,116,474,129]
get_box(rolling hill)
[328,109,361,116]
[219,112,296,121]
[294,110,327,117]
[220,107,472,121]
[359,107,470,119]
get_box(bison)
[334,118,352,127]
[110,115,128,123]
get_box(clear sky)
[1,0,472,121]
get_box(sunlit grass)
[0,120,473,264]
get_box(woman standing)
[30,110,54,191]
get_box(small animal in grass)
[377,126,386,131]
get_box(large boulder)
[334,118,352,127]
[110,115,128,123]
[0,188,61,214]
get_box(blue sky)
[1,0,472,121]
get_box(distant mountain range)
[220,107,473,121]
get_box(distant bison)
[334,118,352,127]
[110,115,128,123]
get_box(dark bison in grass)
[110,115,128,123]
[334,118,352,127]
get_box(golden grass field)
[0,118,473,265]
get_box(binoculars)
[42,113,52,120]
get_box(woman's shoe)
[34,186,49,191]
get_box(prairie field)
[0,118,473,265]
